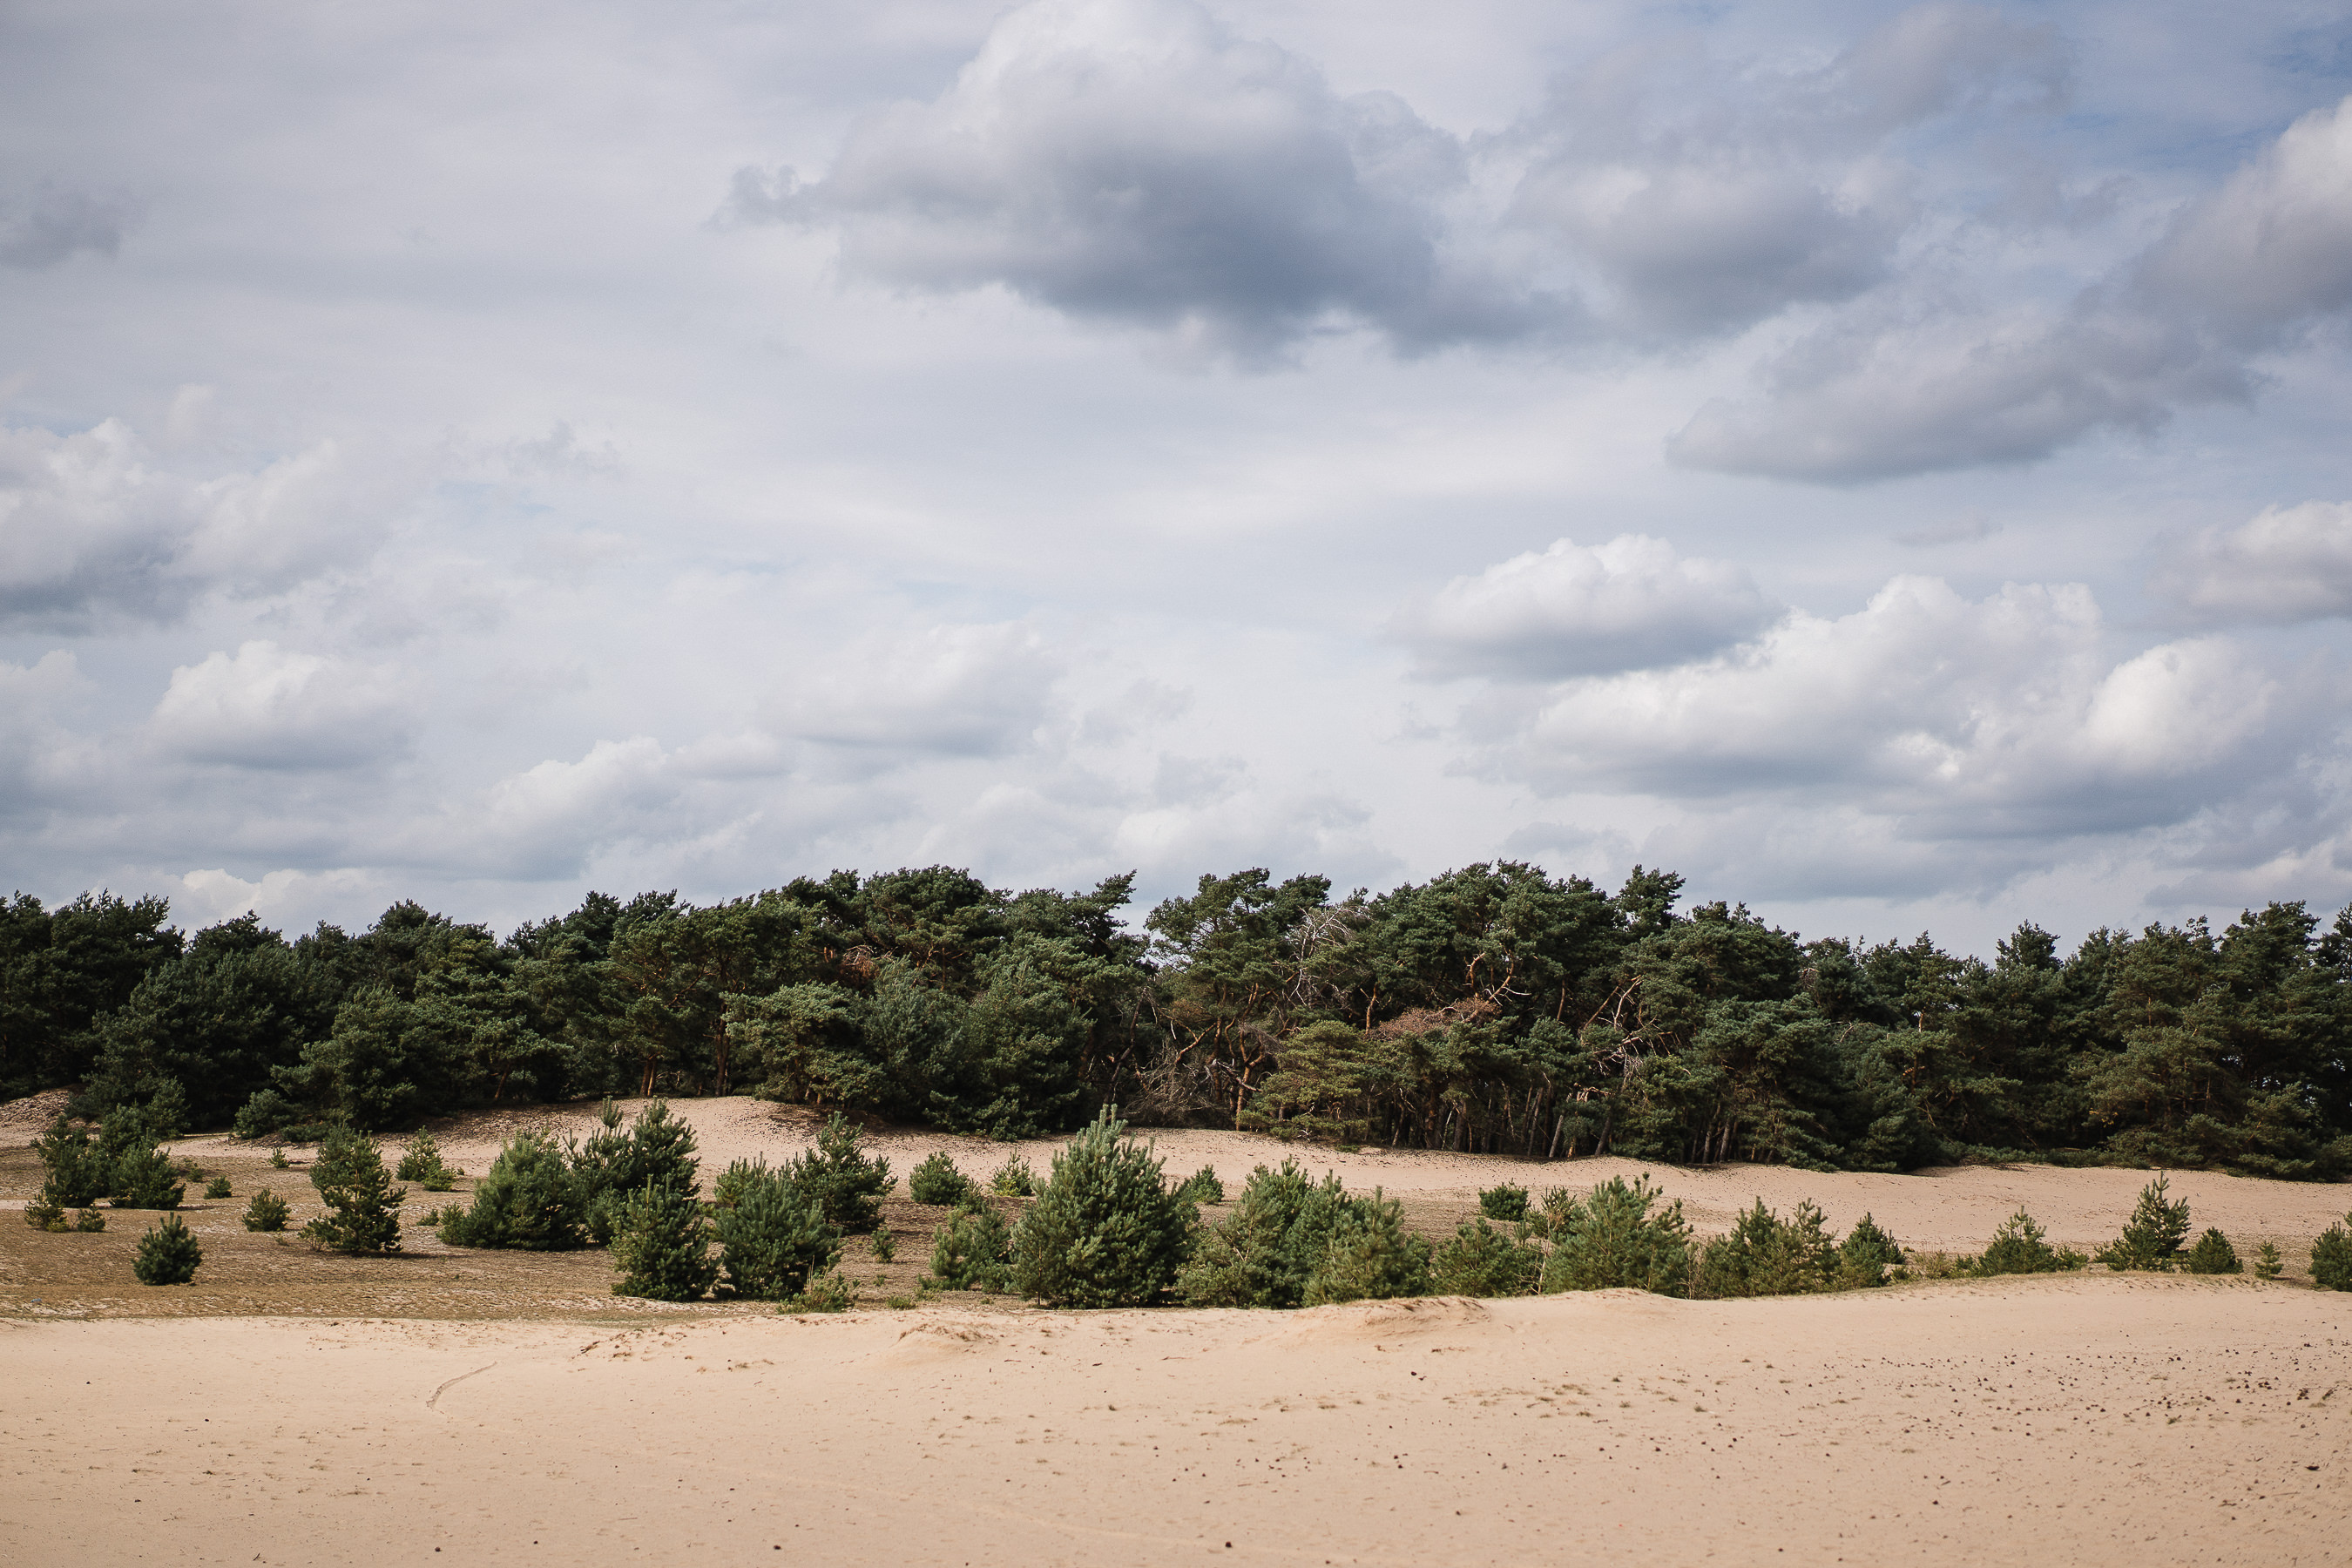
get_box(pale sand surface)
[3,1277,2349,1567]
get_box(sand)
[4,1096,2351,1565]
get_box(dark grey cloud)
[0,181,136,268]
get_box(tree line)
[4,860,2349,1179]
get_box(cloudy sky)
[4,0,2352,953]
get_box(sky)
[4,0,2352,956]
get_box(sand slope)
[5,1276,2349,1567]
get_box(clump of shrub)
[301,1127,404,1254]
[990,1153,1037,1198]
[232,1087,302,1141]
[204,1176,232,1200]
[1477,1183,1530,1222]
[32,1107,188,1212]
[2185,1227,2241,1275]
[870,1229,896,1264]
[2253,1240,2284,1281]
[909,1152,974,1206]
[133,1213,202,1285]
[395,1133,459,1190]
[1539,1175,1692,1296]
[612,1180,718,1301]
[788,1269,857,1314]
[1969,1207,2085,1276]
[1173,1166,1225,1206]
[75,1207,105,1232]
[929,1198,1013,1292]
[1837,1213,1907,1286]
[437,1132,585,1250]
[780,1114,892,1233]
[2097,1175,2192,1271]
[1010,1108,1193,1308]
[23,1194,65,1231]
[574,1100,700,1244]
[1178,1159,1431,1308]
[711,1162,839,1301]
[1691,1200,1841,1299]
[31,1117,109,1208]
[2309,1213,2352,1291]
[243,1189,291,1233]
[1431,1218,1542,1297]
[269,1146,289,1170]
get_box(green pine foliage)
[929,1199,1014,1291]
[2253,1240,2284,1280]
[1010,1107,1192,1308]
[301,1127,405,1254]
[909,1152,975,1206]
[1477,1183,1531,1221]
[31,1116,111,1207]
[2098,1175,2193,1271]
[1298,1193,1431,1306]
[395,1132,459,1189]
[204,1176,232,1199]
[2185,1227,2241,1274]
[1430,1218,1542,1297]
[23,1194,65,1231]
[438,1132,585,1249]
[1538,1176,1693,1295]
[573,1100,700,1243]
[269,1146,289,1169]
[2309,1216,2352,1290]
[243,1189,291,1232]
[74,1207,105,1232]
[107,1143,186,1209]
[990,1153,1037,1197]
[788,1269,858,1314]
[713,1164,840,1300]
[1971,1207,2084,1275]
[1835,1213,1906,1288]
[611,1180,718,1301]
[1176,1160,1430,1308]
[1173,1166,1225,1206]
[233,1089,303,1140]
[780,1113,892,1233]
[1691,1199,1840,1299]
[133,1213,202,1285]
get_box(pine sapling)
[204,1176,232,1200]
[2253,1240,2284,1281]
[2309,1215,2352,1291]
[133,1213,203,1285]
[2098,1174,2192,1271]
[1477,1183,1531,1221]
[611,1181,718,1301]
[73,1207,105,1232]
[244,1190,291,1233]
[909,1152,974,1206]
[302,1128,405,1254]
[2185,1227,2241,1275]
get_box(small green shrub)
[990,1153,1037,1198]
[611,1181,718,1301]
[2097,1175,2192,1271]
[74,1207,105,1233]
[1538,1176,1692,1296]
[781,1114,892,1233]
[2309,1216,2352,1291]
[2184,1227,2241,1275]
[1173,1166,1225,1206]
[24,1194,65,1231]
[713,1165,839,1301]
[2253,1240,2284,1281]
[134,1213,202,1285]
[204,1176,232,1200]
[1477,1183,1530,1222]
[301,1127,405,1254]
[788,1269,857,1314]
[108,1143,186,1210]
[1010,1108,1192,1308]
[1300,1193,1431,1306]
[395,1133,458,1190]
[1973,1207,2084,1275]
[243,1190,290,1233]
[573,1100,701,1244]
[1835,1213,1906,1288]
[1431,1218,1542,1297]
[438,1133,585,1250]
[31,1117,109,1208]
[909,1152,974,1206]
[1178,1160,1430,1308]
[870,1229,896,1263]
[269,1146,289,1169]
[929,1201,1013,1291]
[1692,1200,1838,1299]
[232,1088,302,1140]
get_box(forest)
[3,861,2349,1180]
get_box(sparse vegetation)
[711,1164,838,1301]
[1970,1207,2085,1276]
[2253,1240,2284,1280]
[74,1207,105,1232]
[870,1228,896,1263]
[23,1193,64,1231]
[909,1152,974,1206]
[243,1189,290,1232]
[1010,1108,1191,1308]
[133,1213,202,1285]
[301,1127,404,1254]
[1430,1218,1542,1296]
[2098,1176,2193,1271]
[1691,1200,1840,1298]
[788,1268,857,1314]
[395,1132,459,1189]
[780,1113,892,1233]
[574,1099,700,1244]
[204,1175,232,1199]
[1173,1166,1224,1206]
[990,1153,1037,1198]
[1177,1159,1431,1308]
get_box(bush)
[233,1088,302,1141]
[1972,1207,2083,1276]
[573,1100,700,1244]
[789,1269,857,1314]
[612,1181,717,1301]
[2098,1175,2192,1271]
[1692,1200,1838,1300]
[395,1133,458,1189]
[990,1153,1037,1197]
[204,1176,232,1200]
[1173,1166,1225,1206]
[780,1114,892,1233]
[1538,1176,1693,1296]
[1431,1218,1542,1297]
[929,1200,1013,1292]
[909,1152,974,1206]
[1177,1160,1430,1308]
[2253,1240,2284,1281]
[1010,1108,1193,1308]
[108,1143,186,1210]
[438,1133,585,1250]
[243,1190,290,1232]
[713,1164,839,1301]
[2185,1227,2240,1275]
[23,1194,64,1231]
[870,1229,896,1263]
[30,1117,110,1208]
[2310,1216,2352,1291]
[1836,1213,1905,1288]
[134,1213,202,1285]
[74,1207,105,1232]
[302,1127,405,1254]
[1477,1183,1530,1222]
[269,1146,289,1169]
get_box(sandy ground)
[3,1278,2348,1566]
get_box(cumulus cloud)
[774,621,1060,764]
[149,641,421,771]
[2154,501,2352,624]
[0,417,394,626]
[0,182,138,268]
[1470,576,2294,841]
[1673,91,2352,481]
[1402,535,1777,679]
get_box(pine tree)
[302,1127,405,1254]
[1835,1213,1906,1288]
[1010,1107,1191,1308]
[30,1117,110,1207]
[611,1180,717,1301]
[2185,1227,2241,1274]
[243,1190,291,1232]
[2099,1175,2192,1270]
[780,1113,893,1233]
[1538,1176,1693,1295]
[438,1132,585,1249]
[1973,1207,2085,1274]
[395,1132,457,1189]
[133,1213,202,1284]
[909,1152,974,1206]
[1431,1218,1542,1296]
[929,1199,1012,1291]
[573,1100,700,1243]
[2309,1215,2352,1291]
[713,1166,838,1300]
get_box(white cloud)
[149,641,421,770]
[774,620,1061,764]
[2155,501,2352,624]
[1402,534,1777,679]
